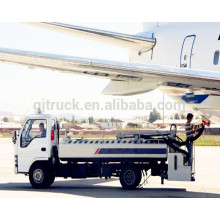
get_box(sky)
[0,22,178,119]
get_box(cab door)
[180,35,196,68]
[18,119,49,173]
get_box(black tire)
[29,164,51,189]
[47,173,55,186]
[120,166,142,190]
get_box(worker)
[185,113,203,171]
[185,113,196,171]
[39,122,46,137]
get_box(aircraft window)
[213,51,219,65]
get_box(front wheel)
[29,164,52,189]
[120,166,141,190]
[47,173,55,186]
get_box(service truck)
[12,113,205,189]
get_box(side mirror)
[12,130,18,144]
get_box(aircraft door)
[180,35,196,68]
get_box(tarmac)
[0,138,220,198]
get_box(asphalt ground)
[0,138,220,198]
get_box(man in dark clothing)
[185,113,202,171]
[185,113,194,139]
[185,113,195,170]
[39,122,46,137]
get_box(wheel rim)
[33,169,44,183]
[124,170,135,185]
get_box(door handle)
[41,147,46,152]
[174,155,177,170]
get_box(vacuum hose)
[163,138,190,163]
[164,124,205,164]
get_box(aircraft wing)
[26,22,155,53]
[0,47,220,96]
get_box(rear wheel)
[29,164,52,189]
[120,166,141,190]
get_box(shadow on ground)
[0,178,219,198]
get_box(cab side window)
[29,120,47,138]
[213,50,219,65]
[21,119,47,148]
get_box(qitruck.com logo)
[33,98,185,112]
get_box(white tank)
[58,139,167,159]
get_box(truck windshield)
[21,119,47,147]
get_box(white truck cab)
[12,113,204,189]
[14,114,58,174]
